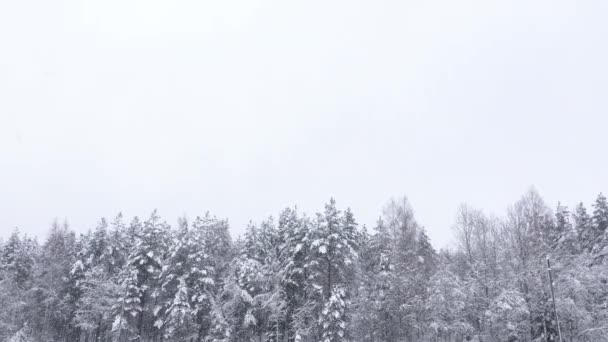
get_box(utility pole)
[547,257,563,342]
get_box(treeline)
[1,190,608,342]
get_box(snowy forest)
[2,189,608,342]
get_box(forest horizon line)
[2,187,595,250]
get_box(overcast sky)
[1,0,607,248]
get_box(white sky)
[1,0,607,248]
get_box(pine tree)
[319,286,347,342]
[107,213,128,275]
[156,216,218,341]
[75,214,142,342]
[349,240,376,342]
[412,228,438,336]
[110,216,144,341]
[74,266,121,340]
[114,210,171,341]
[277,207,310,341]
[309,199,357,300]
[416,228,437,280]
[90,218,109,267]
[199,212,232,287]
[1,229,36,288]
[591,193,608,255]
[0,230,37,341]
[364,217,399,341]
[304,199,358,341]
[388,197,421,339]
[574,202,593,252]
[32,221,80,341]
[221,253,264,341]
[553,203,578,256]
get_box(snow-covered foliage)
[7,324,33,342]
[4,191,608,341]
[319,286,347,342]
[486,290,529,341]
[428,264,471,337]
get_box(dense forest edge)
[2,189,608,342]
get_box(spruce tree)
[115,210,170,341]
[277,207,310,341]
[574,202,593,252]
[305,199,358,341]
[591,193,608,254]
[553,203,578,256]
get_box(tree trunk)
[327,258,332,300]
[138,295,147,340]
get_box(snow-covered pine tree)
[319,286,347,342]
[0,230,38,341]
[416,228,437,279]
[199,212,232,288]
[591,192,608,256]
[74,265,122,341]
[365,216,399,341]
[244,221,260,263]
[111,216,144,341]
[309,199,357,300]
[221,252,264,341]
[156,216,218,341]
[31,221,80,341]
[277,207,310,341]
[226,216,288,342]
[113,210,171,341]
[574,202,593,252]
[386,197,421,339]
[553,203,579,257]
[77,213,144,341]
[1,229,36,288]
[107,213,128,275]
[90,218,109,267]
[254,217,287,342]
[412,227,438,338]
[304,199,357,341]
[73,216,130,341]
